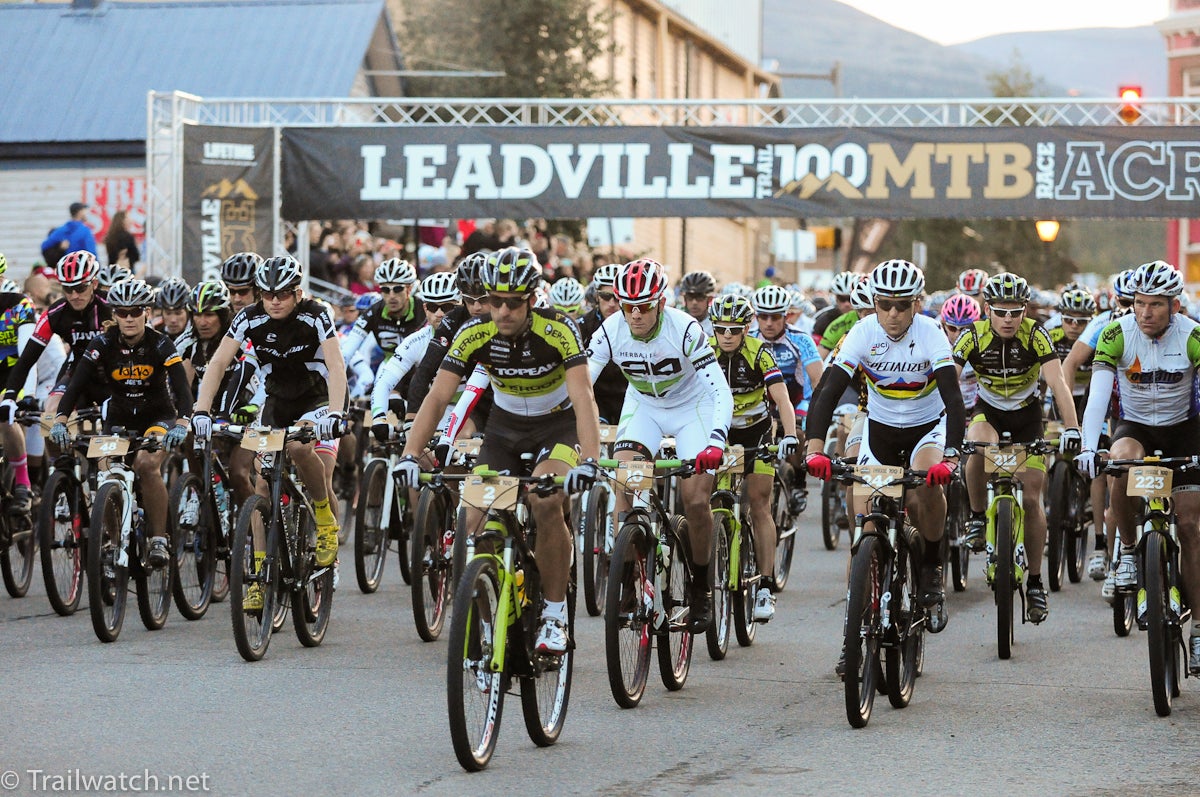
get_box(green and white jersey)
[1093,312,1200,426]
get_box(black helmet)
[679,271,716,296]
[221,252,263,287]
[456,251,489,296]
[480,247,541,294]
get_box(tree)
[399,0,617,99]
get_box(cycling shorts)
[726,418,774,476]
[1112,418,1200,489]
[102,401,175,437]
[971,400,1045,472]
[477,406,579,475]
[857,417,945,469]
[614,389,715,461]
[262,395,329,429]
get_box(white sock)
[542,599,567,624]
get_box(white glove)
[1076,449,1099,479]
[317,411,345,441]
[394,455,422,488]
[1059,427,1082,456]
[777,435,799,458]
[191,412,212,442]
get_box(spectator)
[308,223,334,283]
[462,218,500,254]
[41,202,97,265]
[348,254,376,295]
[496,219,519,248]
[102,210,140,271]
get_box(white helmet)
[549,277,585,310]
[850,278,874,310]
[830,270,859,297]
[752,285,791,315]
[533,280,551,309]
[375,258,417,286]
[869,259,925,298]
[418,271,460,304]
[591,263,621,288]
[1133,260,1184,297]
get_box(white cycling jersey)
[1089,312,1200,430]
[371,325,432,417]
[833,313,954,427]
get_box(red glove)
[805,452,833,481]
[926,460,956,486]
[694,445,725,471]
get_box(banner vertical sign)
[181,126,275,285]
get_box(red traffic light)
[1118,85,1143,124]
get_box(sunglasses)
[1118,298,1134,308]
[990,306,1025,319]
[228,286,254,296]
[486,295,529,310]
[714,324,745,335]
[427,302,459,314]
[263,289,296,302]
[620,301,657,315]
[942,324,968,334]
[112,307,145,319]
[875,299,914,313]
[379,285,409,295]
[1061,316,1090,325]
[758,312,785,321]
[62,283,91,295]
[684,292,711,301]
[596,292,617,302]
[462,293,487,305]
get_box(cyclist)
[805,259,965,638]
[0,272,41,520]
[548,277,586,322]
[1076,261,1200,673]
[709,294,798,622]
[812,271,858,342]
[939,293,981,412]
[957,267,988,299]
[953,272,1081,624]
[578,263,627,425]
[47,280,192,568]
[396,246,600,655]
[341,259,425,364]
[585,258,733,634]
[819,277,875,356]
[220,252,263,314]
[155,276,193,345]
[679,270,717,335]
[1049,289,1097,417]
[95,263,132,299]
[191,256,348,590]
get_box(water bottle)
[213,475,230,536]
[515,569,527,606]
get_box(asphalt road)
[2,505,1197,797]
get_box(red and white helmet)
[56,251,100,287]
[615,259,669,304]
[957,268,988,297]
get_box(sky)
[837,0,1171,46]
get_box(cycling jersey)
[751,324,821,409]
[408,305,471,409]
[340,295,425,361]
[57,325,192,420]
[713,335,783,430]
[178,332,255,419]
[441,307,585,417]
[0,292,37,368]
[1092,312,1200,427]
[371,324,433,416]
[819,310,858,351]
[811,305,840,340]
[952,317,1056,411]
[226,299,336,403]
[1049,326,1091,395]
[5,295,110,397]
[832,313,955,427]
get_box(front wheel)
[520,565,575,748]
[294,507,333,647]
[353,459,388,594]
[821,478,841,551]
[946,476,969,592]
[1,512,35,598]
[731,518,758,648]
[229,495,276,662]
[886,534,920,709]
[995,497,1015,660]
[1045,460,1069,592]
[705,511,732,661]
[844,535,883,728]
[1144,531,1178,717]
[1066,470,1091,584]
[579,484,611,617]
[87,483,128,643]
[772,463,797,590]
[168,472,214,620]
[657,515,694,691]
[39,471,85,615]
[135,527,173,632]
[411,487,452,642]
[446,555,506,772]
[604,522,653,709]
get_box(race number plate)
[1044,421,1064,440]
[599,424,618,444]
[983,445,1028,475]
[853,465,904,498]
[1127,466,1172,498]
[463,475,519,510]
[453,437,482,456]
[615,460,654,492]
[86,436,130,458]
[719,445,745,473]
[241,428,286,453]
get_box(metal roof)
[0,0,396,143]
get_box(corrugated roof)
[0,0,393,143]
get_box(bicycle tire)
[886,533,920,709]
[1144,530,1176,716]
[229,495,276,662]
[1113,592,1135,637]
[946,476,969,592]
[657,515,694,691]
[39,471,85,616]
[771,464,796,591]
[446,555,506,771]
[451,504,470,593]
[354,459,388,594]
[210,481,231,604]
[168,472,214,620]
[705,510,732,661]
[844,534,882,728]
[732,515,758,648]
[1,511,35,598]
[1066,469,1089,584]
[1046,460,1069,592]
[411,487,452,642]
[520,561,575,747]
[604,521,653,708]
[394,486,412,586]
[580,484,610,617]
[294,506,333,647]
[87,482,128,643]
[134,538,172,632]
[995,496,1015,660]
[821,478,840,551]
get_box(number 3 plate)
[463,475,519,510]
[1128,466,1172,498]
[241,428,285,452]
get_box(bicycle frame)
[255,431,329,600]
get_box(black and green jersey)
[712,335,784,429]
[952,317,1056,410]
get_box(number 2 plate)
[1128,466,1172,498]
[463,475,519,510]
[718,445,745,473]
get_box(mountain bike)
[770,456,798,591]
[1044,420,1090,590]
[833,460,930,728]
[229,426,335,662]
[86,430,174,642]
[353,433,411,594]
[819,408,855,551]
[603,456,697,709]
[443,463,576,772]
[577,423,618,616]
[1,411,45,597]
[1103,454,1197,717]
[334,399,370,544]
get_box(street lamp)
[1035,220,1060,285]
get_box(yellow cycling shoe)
[243,583,264,613]
[314,498,339,567]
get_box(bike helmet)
[533,280,552,309]
[940,293,982,326]
[591,263,621,289]
[957,268,989,296]
[419,271,460,304]
[549,277,585,311]
[708,294,754,325]
[849,278,874,311]
[375,258,417,286]
[1062,280,1088,294]
[106,278,155,308]
[1133,260,1184,297]
[869,259,925,298]
[97,263,132,289]
[788,288,805,311]
[481,247,541,294]
[830,270,859,297]
[1058,288,1097,315]
[255,255,303,292]
[355,291,381,312]
[797,298,817,318]
[455,251,489,296]
[190,280,231,313]
[156,276,191,310]
[981,272,1031,304]
[1112,268,1138,301]
[220,252,263,287]
[679,270,717,296]
[752,284,792,315]
[0,253,6,277]
[615,259,669,305]
[0,278,19,294]
[56,251,101,287]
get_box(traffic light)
[1118,85,1143,125]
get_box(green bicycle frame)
[985,486,1027,586]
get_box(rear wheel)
[1144,531,1176,717]
[657,515,693,691]
[520,566,575,747]
[411,487,452,641]
[39,471,85,615]
[1066,470,1090,584]
[87,483,128,643]
[604,522,652,708]
[1046,460,1069,592]
[772,463,796,590]
[229,495,276,662]
[886,535,920,709]
[294,507,333,647]
[135,518,173,632]
[1,511,35,598]
[394,488,412,586]
[446,555,505,772]
[844,535,883,728]
[995,497,1015,660]
[1113,592,1135,637]
[353,459,388,594]
[579,485,611,617]
[705,511,732,661]
[169,473,214,620]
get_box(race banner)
[279,125,1200,220]
[181,126,275,284]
